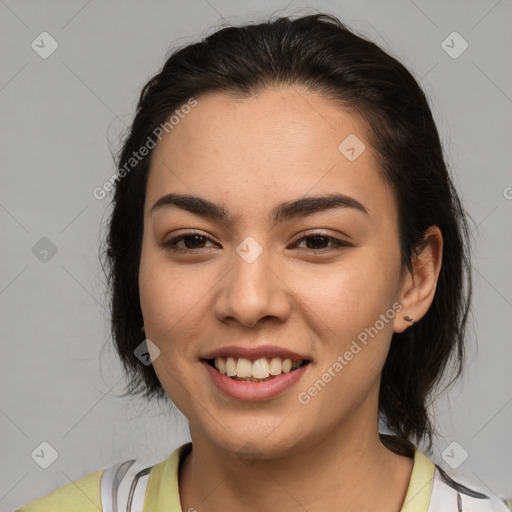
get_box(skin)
[138,85,443,512]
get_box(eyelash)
[161,232,352,253]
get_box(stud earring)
[403,315,415,325]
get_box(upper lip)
[201,344,310,361]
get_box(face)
[138,86,406,458]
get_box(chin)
[199,416,311,461]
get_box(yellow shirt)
[15,441,506,511]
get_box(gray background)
[1,0,511,509]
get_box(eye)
[161,233,217,252]
[292,233,352,251]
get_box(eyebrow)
[150,192,370,226]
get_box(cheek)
[297,250,400,384]
[138,259,204,401]
[140,267,199,335]
[300,254,397,330]
[295,266,398,420]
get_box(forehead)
[146,86,396,224]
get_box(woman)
[17,12,508,512]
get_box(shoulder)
[15,443,192,511]
[384,434,510,512]
[428,463,509,512]
[15,468,104,511]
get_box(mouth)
[204,356,311,382]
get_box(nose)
[212,244,291,328]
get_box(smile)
[202,356,312,401]
[206,356,309,382]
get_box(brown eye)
[294,234,352,251]
[162,233,216,252]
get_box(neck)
[178,417,414,512]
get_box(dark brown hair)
[101,12,473,452]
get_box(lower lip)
[202,360,310,401]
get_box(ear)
[393,226,443,333]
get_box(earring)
[140,325,145,333]
[403,315,415,325]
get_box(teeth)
[252,358,270,379]
[236,358,252,378]
[225,356,236,376]
[269,357,282,375]
[214,357,226,374]
[212,356,304,380]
